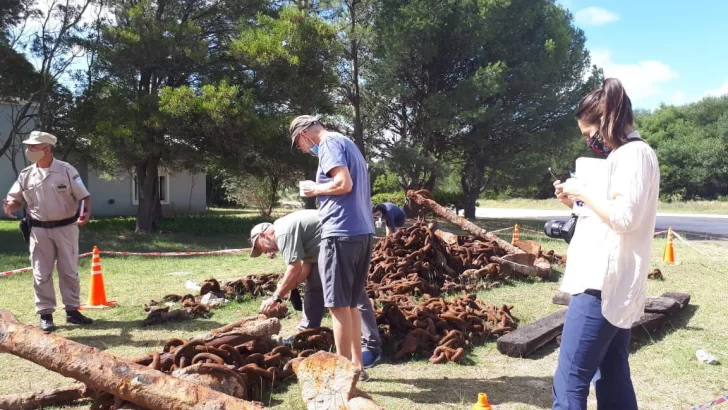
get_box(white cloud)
[704,80,728,98]
[574,7,620,26]
[669,91,687,105]
[591,49,679,102]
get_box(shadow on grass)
[378,375,554,408]
[62,318,226,350]
[630,304,699,353]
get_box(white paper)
[572,157,608,217]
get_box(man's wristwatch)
[272,293,283,303]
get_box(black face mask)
[586,131,612,154]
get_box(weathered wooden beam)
[406,190,524,255]
[0,384,88,410]
[630,312,670,339]
[0,310,264,410]
[496,309,567,358]
[553,292,683,315]
[661,292,691,310]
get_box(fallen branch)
[0,310,263,410]
[406,190,523,255]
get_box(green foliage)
[371,191,407,208]
[224,174,283,217]
[372,173,400,195]
[637,96,728,199]
[433,190,467,208]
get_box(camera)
[544,213,578,244]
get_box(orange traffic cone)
[473,393,493,410]
[80,246,117,310]
[663,227,675,264]
[512,224,520,244]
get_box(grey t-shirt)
[274,209,322,264]
[316,132,375,238]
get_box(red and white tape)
[0,248,251,278]
[690,393,727,410]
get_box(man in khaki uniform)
[3,131,93,332]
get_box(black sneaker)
[66,310,93,325]
[39,314,55,332]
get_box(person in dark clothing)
[372,202,406,236]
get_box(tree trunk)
[136,158,161,233]
[461,159,484,219]
[0,311,263,410]
[349,1,366,158]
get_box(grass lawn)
[477,198,728,215]
[0,214,727,410]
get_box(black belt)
[583,289,602,299]
[29,215,78,229]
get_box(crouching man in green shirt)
[249,210,382,368]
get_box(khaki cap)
[289,115,319,149]
[23,131,57,146]
[249,222,273,257]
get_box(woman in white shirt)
[551,78,660,410]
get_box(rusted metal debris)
[124,326,333,406]
[0,383,90,410]
[0,310,265,410]
[406,189,524,255]
[375,293,516,364]
[144,276,287,325]
[648,268,664,280]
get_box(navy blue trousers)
[552,292,638,410]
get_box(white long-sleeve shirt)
[560,131,660,328]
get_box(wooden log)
[406,190,524,255]
[552,291,571,306]
[661,292,691,310]
[0,384,88,410]
[0,310,264,410]
[644,297,680,315]
[491,255,552,278]
[553,293,684,315]
[630,312,669,339]
[496,309,567,358]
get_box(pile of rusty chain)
[376,293,516,364]
[648,268,664,280]
[142,276,287,325]
[90,327,335,409]
[539,249,566,266]
[222,274,281,300]
[368,222,509,298]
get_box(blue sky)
[559,0,728,109]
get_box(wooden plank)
[552,292,571,306]
[643,297,680,315]
[553,292,684,315]
[661,292,691,310]
[630,312,669,339]
[497,309,567,358]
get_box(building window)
[132,171,170,205]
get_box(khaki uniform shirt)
[6,159,90,221]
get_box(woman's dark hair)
[575,78,634,149]
[372,204,386,215]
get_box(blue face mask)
[310,144,319,157]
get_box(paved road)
[474,208,728,237]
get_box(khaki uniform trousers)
[29,224,81,315]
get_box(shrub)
[371,191,407,208]
[372,173,400,195]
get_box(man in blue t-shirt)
[290,115,376,379]
[372,202,406,236]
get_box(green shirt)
[274,209,322,264]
